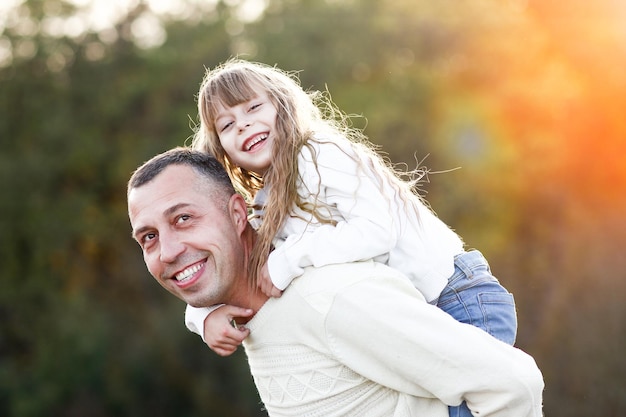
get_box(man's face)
[128,164,247,307]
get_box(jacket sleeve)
[268,142,401,290]
[184,304,223,342]
[324,265,544,416]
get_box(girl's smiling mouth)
[244,133,268,151]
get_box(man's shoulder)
[294,261,416,298]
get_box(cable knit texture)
[243,261,544,417]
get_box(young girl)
[185,59,517,415]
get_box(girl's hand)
[258,262,283,298]
[204,305,253,356]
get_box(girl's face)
[214,89,277,176]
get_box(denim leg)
[436,250,518,417]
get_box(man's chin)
[164,287,205,307]
[186,294,217,309]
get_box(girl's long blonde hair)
[192,59,427,287]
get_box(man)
[128,147,544,417]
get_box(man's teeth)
[175,264,203,282]
[246,134,267,151]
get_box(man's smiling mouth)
[175,262,204,282]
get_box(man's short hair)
[128,147,236,198]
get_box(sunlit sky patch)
[0,0,266,54]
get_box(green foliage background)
[2,0,625,415]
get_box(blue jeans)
[436,250,518,417]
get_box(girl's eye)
[250,102,262,111]
[220,121,233,132]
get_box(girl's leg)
[436,250,518,417]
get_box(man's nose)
[159,234,185,263]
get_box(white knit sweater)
[243,261,544,417]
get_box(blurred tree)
[1,0,262,416]
[2,0,625,415]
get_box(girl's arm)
[185,304,221,340]
[268,141,401,290]
[185,304,252,355]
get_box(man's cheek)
[144,257,161,281]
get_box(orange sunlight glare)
[483,1,626,208]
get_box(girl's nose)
[237,119,251,131]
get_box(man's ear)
[228,193,248,233]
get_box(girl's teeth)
[247,135,267,151]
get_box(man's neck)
[231,225,270,323]
[226,284,268,325]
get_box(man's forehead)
[128,165,200,224]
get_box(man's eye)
[140,233,156,246]
[176,214,190,224]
